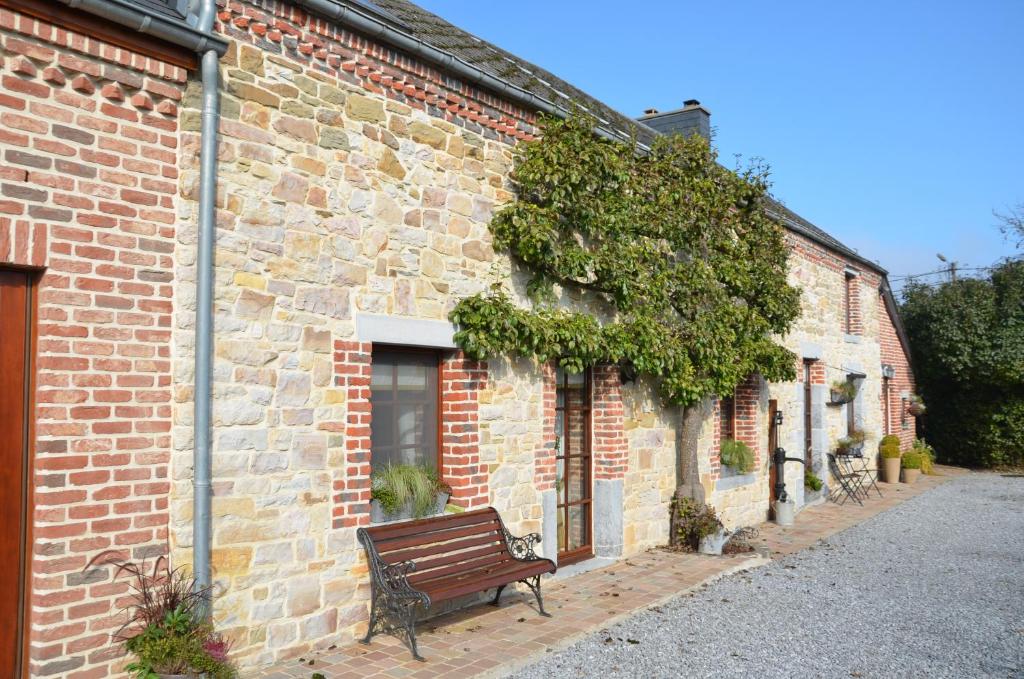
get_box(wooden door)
[0,269,32,677]
[767,399,779,519]
[554,368,593,565]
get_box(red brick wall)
[440,352,488,509]
[592,364,627,481]
[535,363,558,492]
[878,292,916,450]
[331,340,371,529]
[0,7,185,677]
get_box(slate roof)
[370,0,659,147]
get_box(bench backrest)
[361,508,512,587]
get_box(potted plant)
[835,429,866,456]
[901,451,923,483]
[907,394,926,417]
[370,463,452,523]
[879,435,902,483]
[85,552,237,679]
[829,380,858,405]
[719,438,755,474]
[912,438,937,474]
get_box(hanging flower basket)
[907,394,926,417]
[829,380,857,405]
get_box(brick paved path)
[256,469,962,679]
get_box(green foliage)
[901,259,1024,467]
[879,443,902,459]
[669,496,722,550]
[879,434,901,449]
[449,112,801,406]
[124,607,236,679]
[719,438,755,474]
[912,438,937,474]
[804,470,823,492]
[901,451,924,470]
[371,464,449,518]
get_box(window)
[554,368,592,563]
[846,376,857,435]
[720,394,736,441]
[369,348,440,470]
[844,272,855,334]
[803,360,814,465]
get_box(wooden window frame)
[803,360,814,466]
[368,346,443,476]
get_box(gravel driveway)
[509,473,1024,679]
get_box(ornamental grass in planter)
[719,438,756,474]
[370,463,451,523]
[84,552,237,679]
[829,380,858,405]
[901,451,924,484]
[879,435,902,483]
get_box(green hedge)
[901,259,1024,468]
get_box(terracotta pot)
[883,457,901,483]
[902,468,921,484]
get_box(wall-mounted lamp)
[882,364,895,379]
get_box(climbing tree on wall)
[450,112,801,405]
[448,113,803,540]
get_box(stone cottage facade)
[0,0,916,676]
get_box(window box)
[370,490,451,525]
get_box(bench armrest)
[501,528,543,561]
[372,558,429,604]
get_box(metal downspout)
[193,0,219,607]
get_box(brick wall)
[534,363,558,492]
[440,352,488,509]
[844,272,863,335]
[331,340,371,529]
[0,7,185,677]
[878,292,916,450]
[592,364,627,480]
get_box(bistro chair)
[827,453,864,506]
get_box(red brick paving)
[255,468,964,679]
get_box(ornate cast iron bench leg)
[521,574,551,617]
[491,584,506,606]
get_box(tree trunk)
[670,398,712,547]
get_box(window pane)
[370,350,438,472]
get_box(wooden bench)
[357,507,557,660]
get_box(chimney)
[637,99,711,140]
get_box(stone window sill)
[715,472,757,491]
[844,333,862,344]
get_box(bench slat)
[364,507,498,541]
[382,532,504,564]
[407,551,514,586]
[405,542,508,576]
[421,560,554,603]
[373,519,502,553]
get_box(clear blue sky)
[415,0,1023,286]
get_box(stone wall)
[0,7,186,676]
